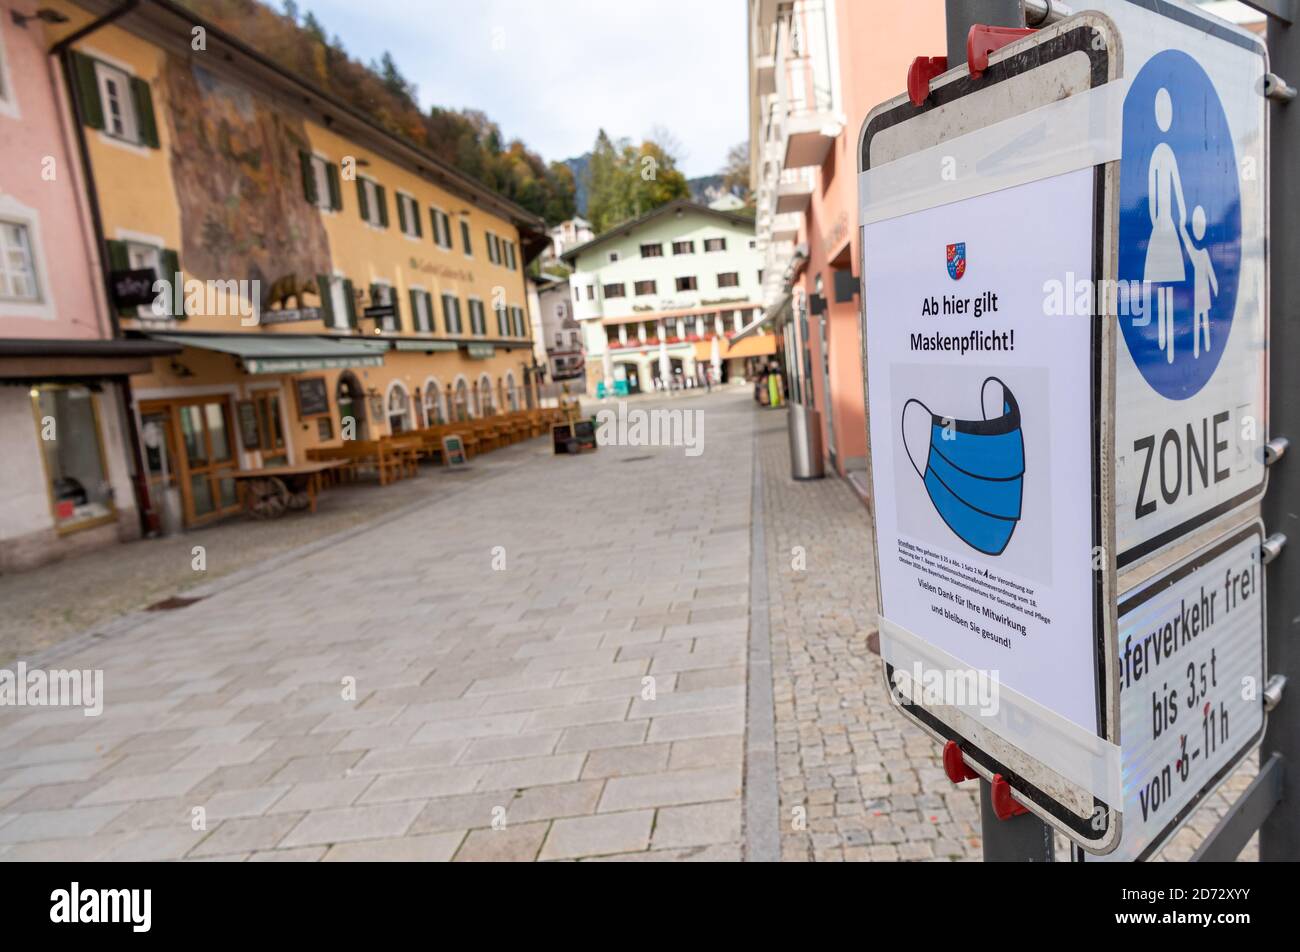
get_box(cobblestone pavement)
[0,444,546,665]
[0,388,1262,860]
[0,390,752,861]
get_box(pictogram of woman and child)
[1139,86,1218,363]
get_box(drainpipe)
[47,1,155,535]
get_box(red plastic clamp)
[907,55,949,107]
[990,774,1030,819]
[966,25,1037,79]
[942,740,978,784]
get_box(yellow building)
[48,0,547,526]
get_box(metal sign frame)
[1077,520,1267,861]
[858,14,1123,850]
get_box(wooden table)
[232,461,343,518]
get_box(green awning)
[465,343,496,359]
[150,334,388,375]
[392,339,459,353]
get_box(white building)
[562,200,775,394]
[539,216,594,271]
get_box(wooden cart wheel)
[245,476,289,519]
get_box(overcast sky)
[294,0,749,178]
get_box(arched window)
[453,377,471,421]
[505,372,519,412]
[477,374,494,416]
[386,382,411,434]
[336,371,366,440]
[423,377,444,425]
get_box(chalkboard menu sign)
[294,377,330,418]
[109,268,157,309]
[235,400,261,449]
[442,434,467,467]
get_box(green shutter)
[376,186,389,227]
[326,163,342,210]
[412,203,422,238]
[409,288,421,331]
[425,291,436,333]
[356,179,369,222]
[130,76,159,148]
[299,151,318,205]
[317,275,334,326]
[342,279,357,328]
[390,288,402,331]
[106,239,132,317]
[396,195,408,234]
[160,248,183,318]
[69,52,104,130]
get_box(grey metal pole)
[944,0,1055,862]
[945,0,1025,66]
[1258,6,1298,863]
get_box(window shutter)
[130,76,159,148]
[343,279,358,328]
[356,179,369,222]
[160,248,183,318]
[376,186,389,227]
[69,52,104,130]
[425,291,436,332]
[299,151,318,205]
[317,275,335,327]
[429,209,438,244]
[326,163,342,210]
[390,289,402,331]
[412,203,422,238]
[396,195,408,234]
[106,240,133,316]
[409,288,421,331]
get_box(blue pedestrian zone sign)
[1117,50,1241,401]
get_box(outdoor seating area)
[306,406,570,486]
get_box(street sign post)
[859,0,1271,856]
[1081,522,1266,861]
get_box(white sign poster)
[863,167,1099,733]
[1085,522,1265,861]
[1095,0,1269,568]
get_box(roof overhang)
[149,333,388,375]
[0,336,183,380]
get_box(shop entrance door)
[139,396,242,527]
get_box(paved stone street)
[0,388,1259,860]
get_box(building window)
[477,374,494,415]
[423,378,445,425]
[608,251,619,263]
[453,378,471,420]
[442,293,463,334]
[357,178,387,228]
[758,269,764,284]
[748,240,757,249]
[94,61,139,143]
[32,385,116,532]
[704,237,727,252]
[396,192,422,238]
[717,272,740,288]
[586,285,595,300]
[675,276,697,292]
[298,153,341,211]
[603,282,626,299]
[410,288,434,332]
[430,208,452,249]
[640,243,663,258]
[495,301,508,336]
[0,220,40,302]
[512,306,526,337]
[460,219,473,256]
[387,383,411,434]
[371,282,400,331]
[633,279,656,296]
[468,298,486,335]
[321,275,354,331]
[504,240,517,270]
[672,240,694,255]
[486,232,501,265]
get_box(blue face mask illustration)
[901,377,1024,556]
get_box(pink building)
[748,0,947,492]
[0,1,174,571]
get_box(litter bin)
[787,401,824,480]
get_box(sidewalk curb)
[744,410,781,862]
